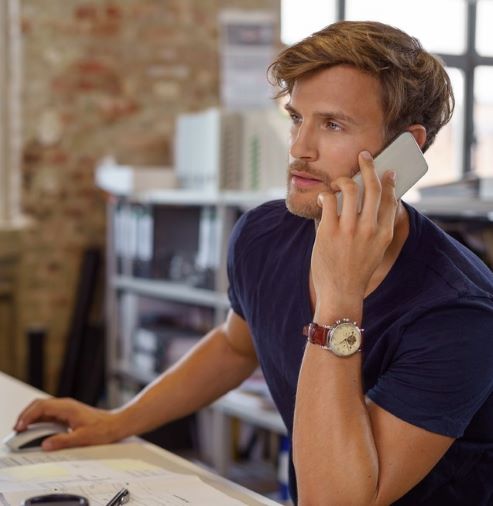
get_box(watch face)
[329,322,362,357]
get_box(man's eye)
[290,113,301,124]
[324,120,342,131]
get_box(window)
[0,0,22,225]
[475,66,493,178]
[281,0,493,190]
[281,0,336,45]
[477,0,493,56]
[346,0,466,54]
[423,69,464,187]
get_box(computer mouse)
[2,422,69,452]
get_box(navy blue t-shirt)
[227,199,493,505]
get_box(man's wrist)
[313,301,363,327]
[110,405,142,440]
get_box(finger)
[42,429,89,451]
[378,170,398,232]
[358,150,382,222]
[15,399,54,431]
[331,177,360,227]
[16,398,77,431]
[317,191,338,230]
[14,399,38,429]
[43,422,115,451]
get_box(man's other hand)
[14,398,123,451]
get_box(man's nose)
[289,123,318,161]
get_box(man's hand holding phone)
[311,150,399,325]
[311,132,427,324]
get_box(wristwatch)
[303,319,363,357]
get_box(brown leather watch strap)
[303,322,332,347]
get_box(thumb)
[42,429,88,451]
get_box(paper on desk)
[1,474,244,505]
[0,458,169,492]
[0,459,244,506]
[0,452,73,469]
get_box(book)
[95,157,176,196]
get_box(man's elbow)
[297,483,382,506]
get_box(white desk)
[0,371,280,505]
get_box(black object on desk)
[22,493,89,505]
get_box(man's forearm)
[293,304,380,505]
[294,348,379,504]
[112,325,258,439]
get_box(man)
[15,21,493,505]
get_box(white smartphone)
[336,131,428,214]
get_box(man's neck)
[364,201,409,297]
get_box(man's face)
[285,65,387,219]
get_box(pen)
[105,487,130,506]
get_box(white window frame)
[0,0,21,226]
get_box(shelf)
[212,390,287,435]
[131,191,493,220]
[128,188,285,208]
[134,189,219,206]
[114,361,158,385]
[113,276,230,308]
[220,190,285,208]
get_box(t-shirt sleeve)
[367,300,493,438]
[226,212,248,319]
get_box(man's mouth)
[290,170,324,189]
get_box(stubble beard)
[285,161,326,220]
[286,186,322,220]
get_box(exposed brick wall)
[18,0,280,393]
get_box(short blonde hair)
[269,21,454,152]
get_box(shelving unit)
[104,189,289,497]
[104,189,284,408]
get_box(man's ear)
[407,124,427,149]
